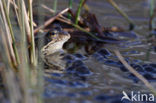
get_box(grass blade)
[75,0,85,25]
[53,0,58,14]
[107,0,135,30]
[149,0,155,30]
[68,0,73,19]
[1,0,20,66]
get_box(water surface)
[34,0,156,102]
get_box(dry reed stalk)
[41,5,100,40]
[41,4,55,13]
[0,18,12,68]
[0,18,21,103]
[7,0,11,13]
[17,0,33,102]
[28,0,37,66]
[107,0,135,29]
[34,8,69,34]
[12,0,20,26]
[21,0,31,41]
[114,49,156,96]
[12,0,37,29]
[0,0,18,67]
[1,0,43,102]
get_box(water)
[33,0,156,102]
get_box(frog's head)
[47,25,70,42]
[41,25,70,56]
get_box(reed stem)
[41,5,101,41]
[114,49,156,96]
[68,0,73,19]
[75,0,84,25]
[18,0,31,102]
[68,0,73,9]
[1,0,20,66]
[53,0,58,14]
[107,0,135,30]
[150,0,155,18]
[149,0,155,30]
[28,0,37,66]
[34,8,69,33]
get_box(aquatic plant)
[0,0,43,103]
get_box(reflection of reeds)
[0,0,43,103]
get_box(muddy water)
[36,0,156,103]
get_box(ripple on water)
[48,72,64,77]
[79,91,92,96]
[44,89,79,98]
[45,77,89,88]
[44,77,68,87]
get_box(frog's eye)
[49,30,58,39]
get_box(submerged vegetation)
[0,0,156,103]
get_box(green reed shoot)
[68,0,73,9]
[68,0,73,19]
[107,0,135,30]
[149,0,155,30]
[75,0,84,25]
[1,0,20,66]
[150,0,155,20]
[53,0,58,14]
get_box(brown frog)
[41,25,71,72]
